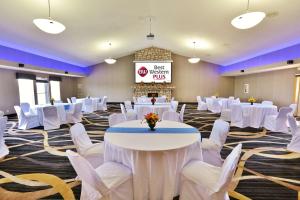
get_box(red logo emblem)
[138,66,148,77]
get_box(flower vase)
[148,123,156,131]
[50,100,54,105]
[250,102,253,105]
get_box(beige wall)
[0,68,78,115]
[77,53,235,102]
[234,68,297,106]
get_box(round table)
[231,103,278,128]
[104,120,202,200]
[134,103,171,120]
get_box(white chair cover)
[0,116,9,158]
[67,98,72,104]
[162,111,180,122]
[289,104,297,116]
[120,104,137,121]
[0,111,4,117]
[20,102,31,114]
[262,101,273,105]
[136,106,153,120]
[202,119,230,167]
[156,97,166,103]
[124,101,133,111]
[180,144,242,200]
[132,97,137,103]
[197,96,207,111]
[67,103,83,123]
[98,96,108,111]
[70,123,104,168]
[171,100,179,112]
[54,100,63,104]
[171,97,175,101]
[179,104,186,123]
[230,105,250,128]
[66,150,133,200]
[42,106,60,130]
[288,115,300,136]
[264,107,292,133]
[211,99,221,113]
[71,97,77,103]
[287,117,300,153]
[83,98,94,113]
[220,102,231,122]
[14,106,40,130]
[109,113,126,127]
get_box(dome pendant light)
[188,42,201,64]
[231,0,266,30]
[105,43,117,64]
[33,0,66,34]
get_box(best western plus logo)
[138,66,148,77]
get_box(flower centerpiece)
[144,112,159,131]
[151,96,156,105]
[50,97,55,105]
[248,97,256,105]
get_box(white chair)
[197,96,207,111]
[211,99,222,113]
[180,143,242,200]
[67,103,83,124]
[120,104,137,121]
[162,111,180,122]
[179,104,186,123]
[0,116,9,159]
[132,97,137,103]
[71,97,77,103]
[124,101,133,112]
[83,98,94,114]
[66,150,133,200]
[202,119,230,167]
[262,100,273,105]
[137,106,153,120]
[171,100,179,112]
[70,123,104,168]
[108,113,126,127]
[14,106,40,130]
[171,97,175,101]
[0,111,4,117]
[289,104,297,116]
[67,98,72,104]
[98,96,108,111]
[287,116,300,153]
[220,101,231,122]
[228,96,234,100]
[230,105,250,128]
[42,106,60,130]
[264,107,293,133]
[54,100,63,104]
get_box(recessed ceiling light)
[33,0,65,34]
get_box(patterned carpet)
[0,103,299,200]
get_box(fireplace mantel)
[132,83,175,101]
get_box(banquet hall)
[0,0,300,200]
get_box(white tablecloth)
[32,103,71,125]
[134,103,171,119]
[104,120,202,200]
[231,103,278,128]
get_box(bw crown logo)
[138,66,148,77]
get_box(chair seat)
[201,138,220,150]
[95,161,132,189]
[82,143,104,156]
[182,160,221,192]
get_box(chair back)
[124,101,133,111]
[120,104,126,115]
[289,104,297,116]
[20,103,30,113]
[0,111,4,117]
[210,119,230,147]
[171,97,175,101]
[0,116,7,137]
[196,96,201,102]
[171,101,179,112]
[66,150,109,195]
[132,97,137,103]
[235,98,240,104]
[67,98,72,104]
[162,111,180,122]
[288,115,299,136]
[261,101,273,105]
[71,97,77,103]
[85,98,93,106]
[108,113,126,127]
[137,106,153,120]
[73,103,83,122]
[215,143,242,192]
[42,106,60,130]
[277,107,293,120]
[179,104,186,122]
[14,105,25,120]
[70,123,93,154]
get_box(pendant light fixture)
[33,0,66,34]
[188,42,201,64]
[231,0,266,30]
[146,17,155,40]
[104,43,117,64]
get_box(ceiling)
[1,0,300,67]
